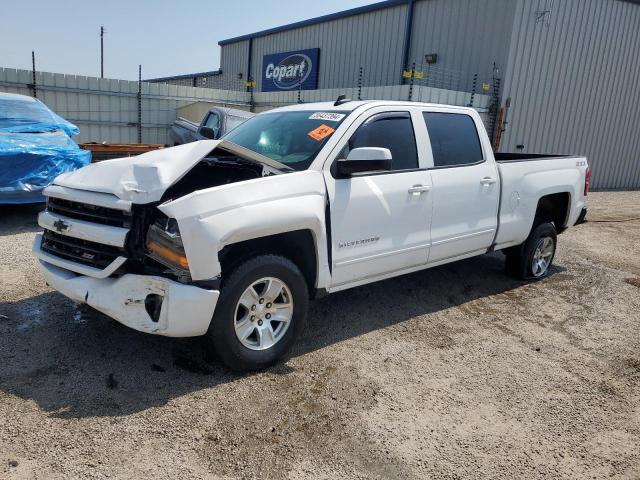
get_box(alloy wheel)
[233,277,294,350]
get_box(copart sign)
[261,48,320,92]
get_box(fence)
[146,71,247,91]
[0,68,248,144]
[0,66,495,145]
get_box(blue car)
[0,92,91,204]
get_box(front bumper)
[0,189,45,204]
[38,260,219,337]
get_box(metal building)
[146,70,223,88]
[156,0,639,189]
[218,0,520,92]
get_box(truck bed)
[174,117,199,132]
[495,152,576,162]
[494,153,588,249]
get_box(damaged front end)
[33,141,285,336]
[128,150,272,283]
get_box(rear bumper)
[38,260,219,337]
[575,207,588,225]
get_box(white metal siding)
[252,84,489,111]
[220,0,517,93]
[0,67,486,143]
[408,0,517,91]
[501,0,640,189]
[218,39,250,88]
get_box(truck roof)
[214,106,254,118]
[267,100,479,115]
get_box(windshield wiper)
[218,140,295,172]
[207,156,286,177]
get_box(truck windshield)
[225,115,249,133]
[222,110,348,171]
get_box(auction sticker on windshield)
[307,124,335,141]
[309,112,346,122]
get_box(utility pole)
[137,65,142,144]
[100,26,105,78]
[31,51,37,98]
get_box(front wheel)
[505,222,557,280]
[206,255,309,371]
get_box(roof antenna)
[334,94,351,106]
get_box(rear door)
[323,106,433,289]
[422,110,500,263]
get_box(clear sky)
[1,0,373,81]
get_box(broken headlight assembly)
[145,216,189,272]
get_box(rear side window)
[341,112,418,171]
[423,112,483,167]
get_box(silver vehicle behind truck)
[169,107,253,146]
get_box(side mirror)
[335,147,392,178]
[200,126,219,139]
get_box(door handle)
[480,177,497,185]
[408,184,432,194]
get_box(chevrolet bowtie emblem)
[53,218,70,233]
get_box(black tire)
[505,222,557,280]
[206,255,309,372]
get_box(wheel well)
[218,230,318,294]
[535,192,570,231]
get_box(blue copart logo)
[265,54,312,90]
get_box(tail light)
[584,165,591,196]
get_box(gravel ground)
[0,191,639,479]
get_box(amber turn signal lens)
[147,239,189,270]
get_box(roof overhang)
[218,0,412,45]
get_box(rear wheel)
[505,222,557,280]
[206,255,309,371]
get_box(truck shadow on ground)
[0,253,562,419]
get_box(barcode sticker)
[309,112,346,122]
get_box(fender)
[496,161,582,246]
[158,171,331,286]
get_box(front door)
[324,109,433,288]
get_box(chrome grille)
[47,197,132,228]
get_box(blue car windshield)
[222,110,349,171]
[0,96,79,136]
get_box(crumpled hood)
[51,140,220,203]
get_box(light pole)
[100,26,105,78]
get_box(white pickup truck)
[32,100,589,371]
